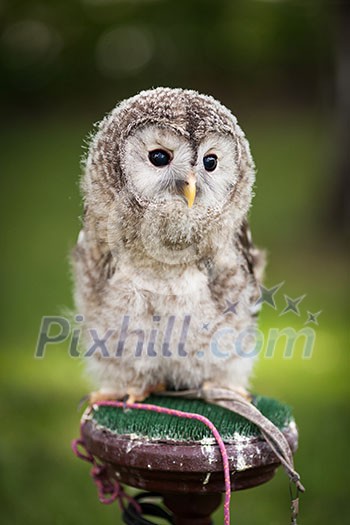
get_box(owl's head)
[83,88,255,256]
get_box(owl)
[72,87,264,403]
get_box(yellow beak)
[182,173,196,208]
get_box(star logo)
[223,300,239,315]
[305,310,322,325]
[255,282,284,309]
[280,294,306,316]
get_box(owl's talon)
[86,384,167,408]
[78,394,90,410]
[122,394,130,412]
[88,390,122,406]
[124,383,166,405]
[123,391,146,405]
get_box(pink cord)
[72,400,231,525]
[72,436,142,512]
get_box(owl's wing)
[237,219,265,284]
[204,219,265,310]
[72,228,117,303]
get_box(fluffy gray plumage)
[72,87,264,401]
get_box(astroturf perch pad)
[91,394,293,441]
[81,394,298,495]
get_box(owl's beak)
[182,173,196,208]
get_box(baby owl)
[73,87,264,403]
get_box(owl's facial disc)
[123,124,238,210]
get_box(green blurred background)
[1,0,349,523]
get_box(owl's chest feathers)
[108,260,212,317]
[101,238,244,324]
[91,250,252,368]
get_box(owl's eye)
[203,154,218,172]
[148,149,171,167]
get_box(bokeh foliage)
[1,0,332,110]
